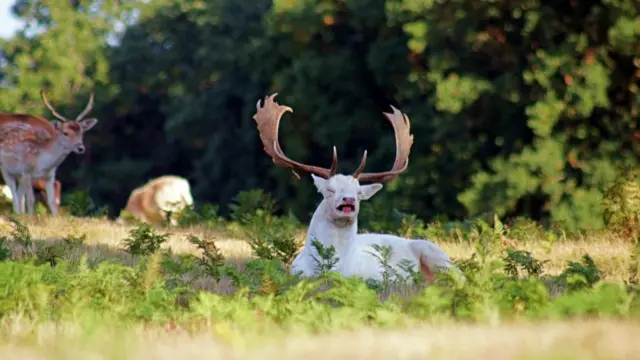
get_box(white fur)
[154,177,194,214]
[122,175,194,226]
[291,174,460,283]
[0,184,12,200]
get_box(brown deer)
[0,178,62,213]
[0,89,98,215]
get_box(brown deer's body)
[121,175,194,226]
[0,177,62,213]
[0,90,98,215]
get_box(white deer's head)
[311,174,382,225]
[252,93,415,226]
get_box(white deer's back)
[0,185,12,200]
[153,176,193,212]
[342,233,420,280]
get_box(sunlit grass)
[1,214,633,280]
[0,212,638,359]
[1,318,639,360]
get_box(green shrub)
[2,194,640,339]
[120,224,169,257]
[62,189,109,218]
[603,168,640,239]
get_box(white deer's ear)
[78,118,98,132]
[311,174,328,194]
[358,183,383,200]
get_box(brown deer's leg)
[1,169,20,214]
[24,175,36,215]
[43,174,58,216]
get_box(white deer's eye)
[327,188,335,193]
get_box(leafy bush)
[554,255,602,292]
[229,189,279,221]
[602,168,640,240]
[0,232,636,340]
[503,249,548,278]
[0,236,10,262]
[176,203,227,229]
[62,189,109,218]
[240,211,301,266]
[120,224,169,257]
[3,181,640,340]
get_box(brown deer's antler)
[40,89,95,122]
[253,93,338,180]
[40,89,69,122]
[352,105,414,183]
[75,92,95,121]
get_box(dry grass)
[442,234,633,281]
[0,214,254,260]
[1,319,640,360]
[1,214,638,359]
[1,213,633,281]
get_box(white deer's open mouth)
[336,204,355,214]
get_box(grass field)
[1,212,640,360]
[4,215,633,281]
[3,319,640,360]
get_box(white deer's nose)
[342,197,356,205]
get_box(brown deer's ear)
[78,118,98,132]
[52,120,63,132]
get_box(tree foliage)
[0,0,638,231]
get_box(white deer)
[253,94,461,285]
[120,175,194,226]
[0,89,97,215]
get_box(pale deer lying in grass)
[0,178,61,214]
[0,89,97,215]
[120,175,194,226]
[253,94,462,285]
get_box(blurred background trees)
[0,0,638,232]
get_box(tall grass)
[0,181,639,359]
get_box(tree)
[1,0,638,231]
